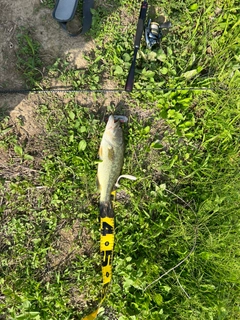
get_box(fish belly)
[98,139,123,202]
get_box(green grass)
[15,27,44,89]
[0,0,240,319]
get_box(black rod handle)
[134,1,148,47]
[125,47,138,92]
[125,1,148,92]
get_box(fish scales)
[97,115,124,206]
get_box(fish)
[97,115,124,218]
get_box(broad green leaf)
[142,69,155,78]
[16,312,40,320]
[114,65,123,75]
[154,293,163,306]
[78,140,87,151]
[123,278,134,290]
[151,140,163,149]
[143,126,150,134]
[147,51,157,61]
[157,50,167,62]
[14,145,23,156]
[123,53,131,62]
[182,69,200,79]
[160,183,166,191]
[68,111,75,120]
[160,67,168,75]
[190,3,198,11]
[80,126,87,133]
[24,154,34,161]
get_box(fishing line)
[144,233,197,292]
[0,86,238,95]
[143,188,198,292]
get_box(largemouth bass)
[97,115,124,217]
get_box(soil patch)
[0,0,94,123]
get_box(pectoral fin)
[98,146,103,159]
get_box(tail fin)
[99,201,114,218]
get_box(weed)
[16,27,44,89]
[40,0,55,10]
[1,0,239,319]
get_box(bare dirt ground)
[0,0,95,126]
[0,0,149,133]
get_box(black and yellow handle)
[82,214,115,320]
[100,217,114,285]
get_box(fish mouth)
[104,115,123,145]
[106,115,120,131]
[105,115,128,123]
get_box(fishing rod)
[125,0,148,92]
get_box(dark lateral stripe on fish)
[100,201,114,218]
